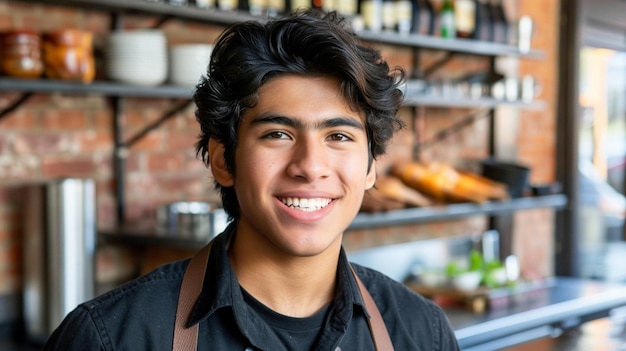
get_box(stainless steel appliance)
[22,178,96,344]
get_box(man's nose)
[286,138,331,181]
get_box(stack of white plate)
[169,44,213,87]
[105,30,168,86]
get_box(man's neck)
[227,229,341,318]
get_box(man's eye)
[328,133,351,142]
[265,131,290,139]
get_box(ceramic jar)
[42,29,95,83]
[0,30,44,78]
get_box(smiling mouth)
[279,197,333,212]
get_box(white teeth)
[280,197,332,212]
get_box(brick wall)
[0,0,560,317]
[513,0,560,279]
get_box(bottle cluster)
[147,0,516,44]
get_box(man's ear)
[365,159,377,190]
[208,139,234,187]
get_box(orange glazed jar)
[42,29,95,83]
[0,30,44,79]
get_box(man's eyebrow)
[250,114,364,131]
[321,117,365,131]
[250,115,300,128]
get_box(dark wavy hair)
[194,10,405,220]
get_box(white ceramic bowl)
[488,267,508,286]
[419,270,448,288]
[105,30,168,86]
[169,44,213,87]
[452,271,482,291]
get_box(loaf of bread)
[391,161,458,201]
[454,170,509,202]
[360,187,407,213]
[392,161,509,204]
[375,174,434,207]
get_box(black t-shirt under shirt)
[241,287,332,351]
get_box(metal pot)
[156,201,228,240]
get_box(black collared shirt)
[44,225,460,351]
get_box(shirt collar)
[187,222,240,326]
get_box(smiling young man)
[44,10,460,351]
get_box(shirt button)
[244,348,254,351]
[335,348,341,351]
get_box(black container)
[481,159,530,198]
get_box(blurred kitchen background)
[0,0,625,350]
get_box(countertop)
[449,276,626,350]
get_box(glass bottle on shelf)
[192,0,214,7]
[411,0,435,35]
[238,0,248,12]
[360,0,383,32]
[334,0,356,30]
[290,0,310,11]
[473,0,492,41]
[266,0,286,16]
[312,0,323,9]
[336,0,358,18]
[218,0,239,11]
[381,0,397,32]
[516,15,534,53]
[489,0,508,43]
[321,0,335,12]
[454,0,475,38]
[395,0,413,35]
[440,0,456,39]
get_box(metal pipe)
[112,97,126,225]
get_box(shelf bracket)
[414,108,491,152]
[151,15,174,29]
[124,99,193,147]
[412,105,426,161]
[0,92,33,121]
[422,51,456,78]
[112,98,193,225]
[112,97,126,225]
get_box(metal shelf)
[18,0,262,26]
[403,95,546,110]
[402,80,547,109]
[99,226,210,251]
[97,195,567,248]
[348,194,568,230]
[0,78,546,112]
[357,30,544,59]
[0,78,193,98]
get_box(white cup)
[518,16,534,54]
[521,75,542,103]
[505,77,519,102]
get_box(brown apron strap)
[350,266,395,351]
[173,242,212,351]
[173,244,394,351]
